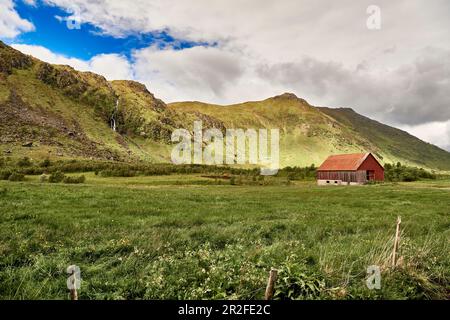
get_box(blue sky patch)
[5,0,212,60]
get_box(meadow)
[0,174,449,300]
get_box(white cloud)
[0,0,35,38]
[41,0,450,65]
[257,47,450,126]
[22,0,37,6]
[133,45,245,102]
[11,44,133,80]
[12,44,88,69]
[88,53,133,80]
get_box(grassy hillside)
[1,41,449,170]
[169,95,450,169]
[168,95,371,167]
[0,42,171,163]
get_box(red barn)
[317,153,384,185]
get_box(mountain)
[168,97,450,170]
[1,41,449,170]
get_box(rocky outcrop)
[272,92,307,103]
[112,80,167,112]
[36,62,116,121]
[0,41,33,74]
[191,111,226,133]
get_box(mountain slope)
[168,94,375,167]
[0,42,175,163]
[1,41,449,170]
[168,96,450,169]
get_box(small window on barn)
[326,181,330,184]
[334,181,338,184]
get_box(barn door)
[366,170,375,181]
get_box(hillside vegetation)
[1,41,449,170]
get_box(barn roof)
[318,153,372,171]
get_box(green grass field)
[0,175,449,300]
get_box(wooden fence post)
[264,268,278,300]
[391,216,401,268]
[70,286,78,301]
[68,267,78,300]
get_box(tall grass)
[0,178,448,300]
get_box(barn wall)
[358,154,385,181]
[317,171,367,183]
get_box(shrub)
[276,165,317,181]
[49,171,66,183]
[40,158,51,168]
[384,163,436,182]
[274,255,327,300]
[8,172,25,182]
[17,157,32,167]
[99,169,136,177]
[0,169,12,180]
[63,175,86,184]
[15,167,41,175]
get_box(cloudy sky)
[1,0,450,151]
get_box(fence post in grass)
[391,216,402,268]
[70,286,78,301]
[264,268,278,300]
[67,265,79,301]
[69,268,78,300]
